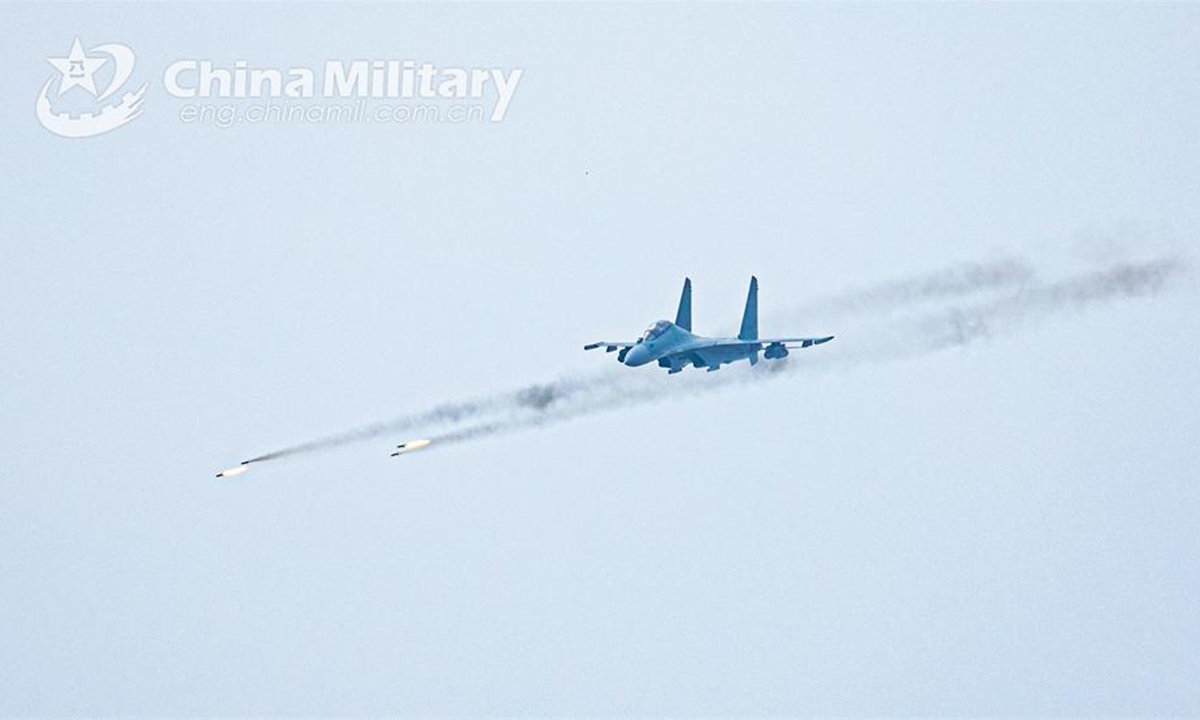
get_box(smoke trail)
[917,256,1181,352]
[245,392,517,462]
[429,256,1184,448]
[789,255,1035,320]
[238,255,1176,464]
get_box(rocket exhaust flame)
[390,438,433,456]
[215,464,250,478]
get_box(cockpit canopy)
[641,319,672,342]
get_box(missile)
[215,462,250,478]
[390,438,433,457]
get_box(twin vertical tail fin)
[675,277,692,331]
[738,276,758,340]
[677,275,756,339]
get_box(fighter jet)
[584,277,833,373]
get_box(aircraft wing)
[755,335,835,348]
[696,336,834,349]
[666,335,834,370]
[583,340,638,352]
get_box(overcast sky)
[2,3,1198,715]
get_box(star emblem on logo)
[36,37,147,138]
[46,37,106,97]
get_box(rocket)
[215,461,250,478]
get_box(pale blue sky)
[1,3,1198,715]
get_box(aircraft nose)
[624,344,651,366]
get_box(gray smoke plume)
[245,392,520,462]
[795,256,1035,320]
[429,256,1184,448]
[239,255,1182,464]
